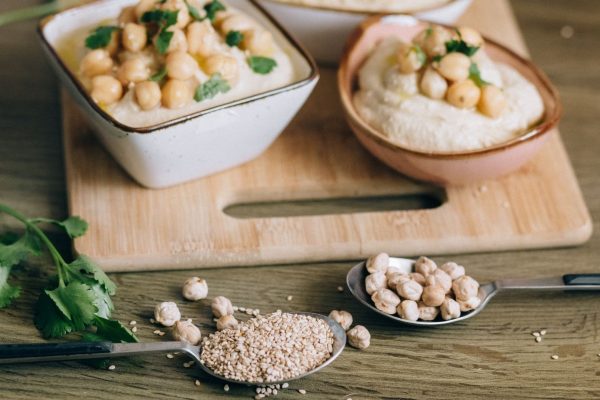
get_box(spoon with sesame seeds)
[0,312,346,386]
[347,257,600,327]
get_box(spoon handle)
[499,274,600,290]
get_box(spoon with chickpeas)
[347,254,600,326]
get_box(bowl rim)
[259,0,463,16]
[337,15,563,160]
[37,0,319,135]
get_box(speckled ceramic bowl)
[38,0,318,189]
[338,15,562,185]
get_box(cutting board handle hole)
[223,191,446,219]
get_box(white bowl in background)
[38,0,319,189]
[257,0,473,64]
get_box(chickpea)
[395,279,423,301]
[173,320,201,344]
[80,49,113,77]
[420,67,448,100]
[216,314,239,331]
[421,285,445,307]
[122,23,147,52]
[242,29,275,56]
[458,296,482,312]
[154,301,181,327]
[437,52,471,82]
[161,79,192,109]
[90,75,123,105]
[219,14,255,35]
[211,296,234,318]
[166,51,198,80]
[414,256,437,277]
[387,272,410,289]
[162,28,189,53]
[397,43,425,74]
[366,252,389,274]
[135,0,158,21]
[409,272,426,286]
[203,54,239,84]
[398,300,419,321]
[161,0,191,29]
[328,310,353,331]
[446,80,481,109]
[347,325,371,350]
[117,58,150,85]
[478,84,507,118]
[413,25,453,58]
[365,271,387,295]
[105,30,120,56]
[118,6,136,26]
[439,262,465,281]
[440,297,461,320]
[452,275,480,301]
[187,21,221,57]
[458,26,484,48]
[181,276,209,301]
[418,302,440,321]
[371,288,401,314]
[135,81,162,110]
[431,269,452,294]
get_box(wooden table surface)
[1,0,599,399]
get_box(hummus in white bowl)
[353,29,545,153]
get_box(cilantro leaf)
[247,56,277,74]
[0,229,40,268]
[184,0,203,21]
[413,44,426,66]
[34,291,75,338]
[445,39,480,57]
[156,29,174,54]
[203,0,226,22]
[32,216,88,239]
[66,256,117,296]
[141,9,179,27]
[94,316,139,343]
[0,232,19,245]
[45,283,98,331]
[225,30,243,47]
[150,67,168,82]
[194,73,230,102]
[91,284,114,319]
[0,267,20,308]
[469,62,490,87]
[85,26,120,50]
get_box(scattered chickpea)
[211,296,234,318]
[181,277,209,301]
[154,301,181,327]
[440,297,461,320]
[414,256,437,277]
[80,49,114,78]
[166,51,198,80]
[395,279,423,301]
[216,314,239,331]
[347,325,371,350]
[366,252,389,274]
[420,67,448,100]
[398,300,419,321]
[122,23,147,52]
[203,54,239,84]
[478,84,507,118]
[161,79,193,109]
[446,80,481,109]
[365,271,387,295]
[452,276,480,301]
[439,262,465,281]
[437,52,471,82]
[173,320,202,345]
[90,75,123,105]
[371,288,401,314]
[329,310,353,331]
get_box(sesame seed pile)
[200,311,334,383]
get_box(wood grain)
[63,0,591,272]
[0,0,599,399]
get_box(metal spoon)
[0,312,346,386]
[347,257,600,326]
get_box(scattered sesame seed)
[560,25,574,39]
[131,326,137,333]
[153,329,161,335]
[233,306,239,311]
[337,286,344,292]
[129,320,137,326]
[298,389,307,394]
[287,295,293,301]
[255,395,265,400]
[108,365,116,370]
[282,383,289,389]
[535,337,542,343]
[551,354,559,360]
[195,380,201,386]
[158,331,166,336]
[224,384,230,392]
[246,309,254,315]
[532,332,540,337]
[239,307,246,312]
[166,353,174,359]
[540,330,547,336]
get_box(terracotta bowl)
[338,15,562,185]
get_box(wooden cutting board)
[63,0,592,272]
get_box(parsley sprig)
[247,56,277,75]
[0,203,137,343]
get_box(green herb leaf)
[469,62,490,87]
[203,0,226,22]
[150,67,168,82]
[66,256,117,296]
[0,232,19,245]
[247,56,277,74]
[91,284,114,319]
[412,44,426,66]
[0,229,40,268]
[432,54,443,63]
[184,0,203,21]
[34,291,75,338]
[445,39,479,57]
[194,73,230,102]
[141,9,178,27]
[0,267,20,308]
[94,316,139,343]
[32,216,88,239]
[156,29,174,54]
[45,283,99,331]
[85,26,119,50]
[225,30,244,47]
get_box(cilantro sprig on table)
[0,203,137,344]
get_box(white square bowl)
[38,0,319,188]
